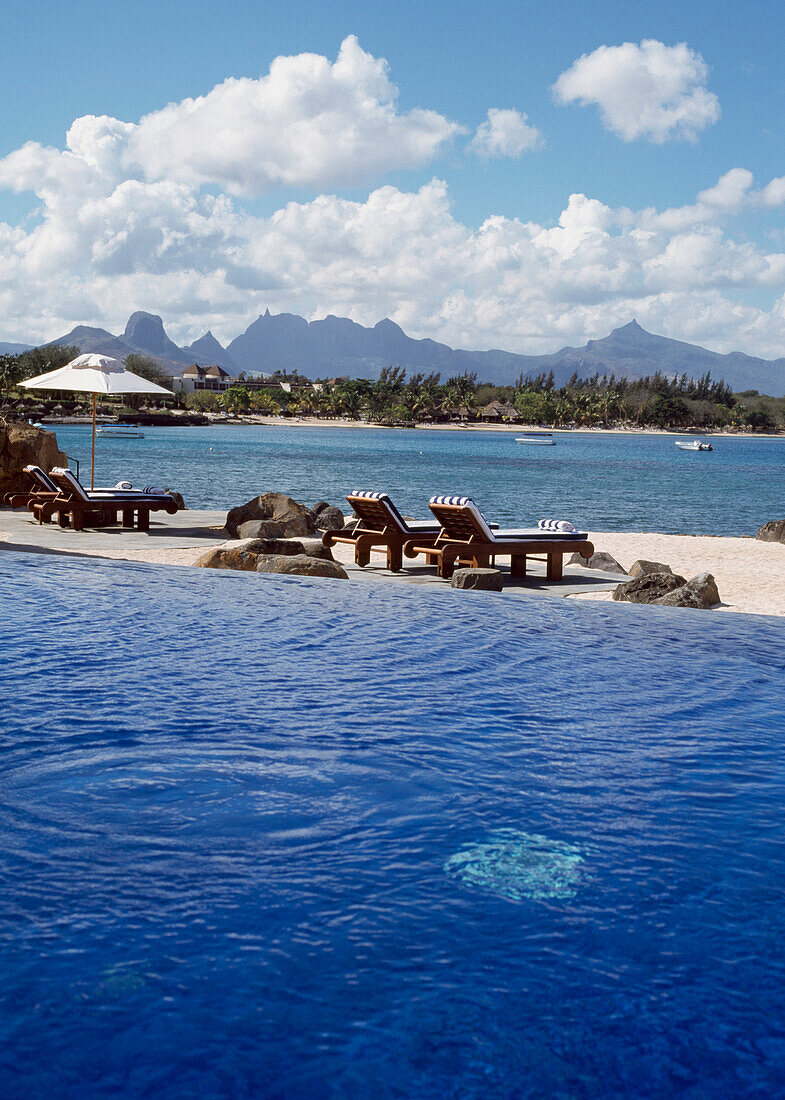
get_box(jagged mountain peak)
[123,311,185,359]
[19,309,785,394]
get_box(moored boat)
[675,440,713,451]
[96,425,145,438]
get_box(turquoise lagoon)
[52,423,785,535]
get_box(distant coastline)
[33,413,785,439]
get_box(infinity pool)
[2,553,785,1097]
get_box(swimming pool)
[2,553,785,1097]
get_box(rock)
[166,490,186,510]
[0,422,67,503]
[255,554,348,579]
[224,492,318,538]
[296,538,335,561]
[755,520,785,543]
[193,547,261,571]
[314,505,344,531]
[312,501,331,515]
[237,519,288,540]
[567,551,627,574]
[613,571,687,604]
[628,559,675,579]
[655,573,721,609]
[450,567,503,591]
[342,517,361,534]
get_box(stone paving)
[0,507,627,598]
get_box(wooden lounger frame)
[322,491,441,571]
[45,468,179,531]
[406,498,594,580]
[4,465,61,511]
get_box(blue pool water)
[2,553,785,1097]
[51,423,785,536]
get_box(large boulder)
[314,505,345,532]
[224,493,318,538]
[451,567,503,591]
[755,520,785,543]
[236,519,288,540]
[613,571,687,604]
[193,547,261,571]
[567,550,627,574]
[256,554,348,579]
[628,559,675,578]
[655,573,721,609]
[194,537,333,571]
[296,538,335,561]
[0,422,67,502]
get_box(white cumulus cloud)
[0,37,462,204]
[3,166,785,359]
[468,108,543,159]
[552,39,720,143]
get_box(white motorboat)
[515,436,556,446]
[96,425,145,438]
[675,440,713,451]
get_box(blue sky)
[2,0,785,356]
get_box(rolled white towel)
[538,519,577,533]
[114,480,133,490]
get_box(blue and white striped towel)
[143,486,168,496]
[538,519,577,533]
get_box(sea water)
[51,423,785,535]
[2,553,785,1097]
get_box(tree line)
[190,364,783,432]
[2,344,781,431]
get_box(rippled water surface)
[2,554,785,1098]
[52,423,785,535]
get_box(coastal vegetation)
[1,341,782,432]
[186,365,785,432]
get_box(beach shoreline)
[34,414,785,440]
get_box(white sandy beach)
[568,531,785,617]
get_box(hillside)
[8,310,785,394]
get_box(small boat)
[675,440,713,451]
[515,436,556,446]
[96,425,145,438]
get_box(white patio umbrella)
[21,353,173,488]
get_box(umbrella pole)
[91,394,96,489]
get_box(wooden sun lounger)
[4,465,62,511]
[406,495,594,579]
[45,468,180,531]
[322,490,442,571]
[8,465,156,519]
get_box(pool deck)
[0,508,626,598]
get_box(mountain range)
[5,310,785,393]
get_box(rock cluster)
[755,520,785,543]
[194,536,347,580]
[613,563,720,609]
[224,492,345,539]
[0,422,67,502]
